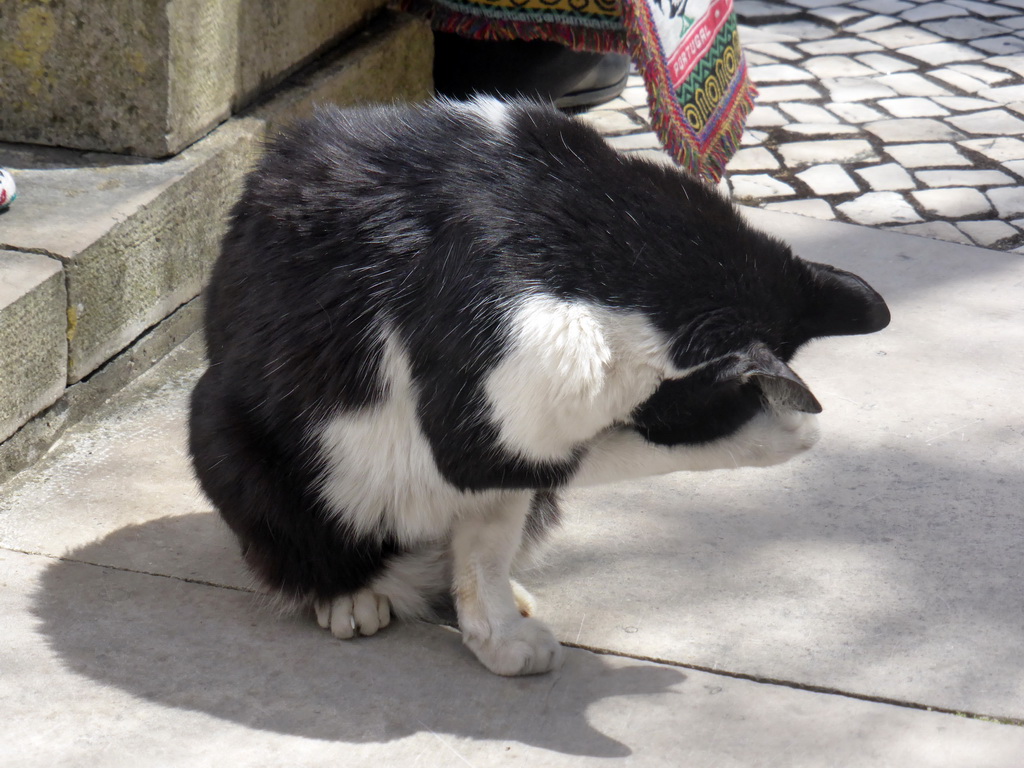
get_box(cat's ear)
[725,343,822,414]
[802,262,891,339]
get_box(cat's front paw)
[734,410,820,468]
[315,588,391,639]
[463,617,564,676]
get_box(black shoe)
[433,32,631,109]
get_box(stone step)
[0,0,390,157]
[1,119,262,387]
[0,250,65,444]
[0,10,431,475]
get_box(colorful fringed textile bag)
[409,0,756,182]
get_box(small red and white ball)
[0,169,16,210]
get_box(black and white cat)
[189,97,889,676]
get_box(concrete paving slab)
[0,338,247,590]
[4,548,1023,767]
[1,212,1022,751]
[537,209,1024,721]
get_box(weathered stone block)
[0,0,388,156]
[0,251,66,442]
[0,10,432,387]
[0,121,262,383]
[249,11,434,133]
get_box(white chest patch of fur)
[483,293,676,461]
[316,329,494,543]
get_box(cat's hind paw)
[463,617,564,676]
[510,579,536,617]
[315,589,391,639]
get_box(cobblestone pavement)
[581,0,1024,252]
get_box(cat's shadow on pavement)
[31,513,685,758]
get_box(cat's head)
[714,255,890,414]
[629,240,889,447]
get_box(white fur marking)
[451,493,564,676]
[468,95,509,134]
[463,616,564,676]
[484,294,678,460]
[571,410,821,487]
[368,547,450,620]
[317,328,503,544]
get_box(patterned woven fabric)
[436,0,621,25]
[410,0,755,182]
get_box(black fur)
[189,99,889,606]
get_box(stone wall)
[0,0,397,157]
[0,5,433,477]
